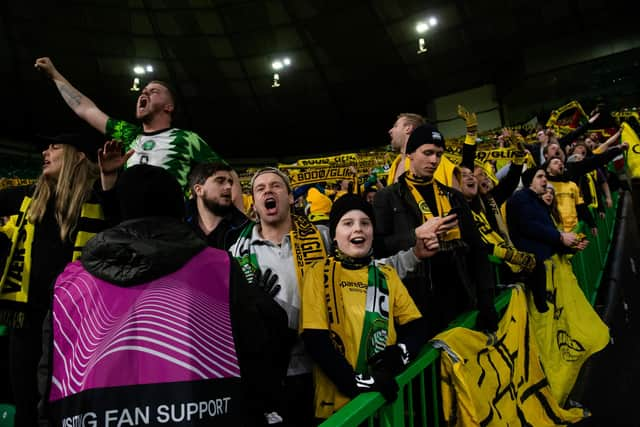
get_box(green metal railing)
[320,194,620,427]
[0,194,620,427]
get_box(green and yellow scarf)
[323,252,390,374]
[233,214,326,292]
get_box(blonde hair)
[397,113,426,130]
[28,145,99,241]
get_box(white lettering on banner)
[61,398,232,426]
[104,407,149,427]
[156,398,231,423]
[61,412,98,427]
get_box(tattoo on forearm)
[57,82,83,108]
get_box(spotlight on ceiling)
[416,22,429,33]
[271,56,292,88]
[133,64,154,75]
[415,17,438,54]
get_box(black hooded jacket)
[39,217,291,426]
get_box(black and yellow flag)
[432,286,588,426]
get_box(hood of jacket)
[81,217,207,286]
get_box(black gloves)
[355,372,399,403]
[252,268,281,298]
[368,344,409,377]
[352,344,409,403]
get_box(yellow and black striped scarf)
[0,196,104,327]
[404,172,462,244]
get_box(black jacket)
[187,204,250,250]
[372,175,496,336]
[39,217,290,426]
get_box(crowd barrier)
[0,194,621,427]
[319,193,619,427]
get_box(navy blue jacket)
[506,187,565,262]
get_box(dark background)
[1,0,639,164]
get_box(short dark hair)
[188,162,233,191]
[147,80,178,117]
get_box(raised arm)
[35,57,109,134]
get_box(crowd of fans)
[0,55,634,427]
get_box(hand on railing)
[354,372,398,403]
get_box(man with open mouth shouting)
[34,56,244,211]
[229,167,444,426]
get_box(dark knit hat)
[35,131,102,162]
[406,124,445,154]
[116,165,185,221]
[521,166,544,189]
[329,194,375,239]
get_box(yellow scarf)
[289,214,327,291]
[0,196,104,327]
[404,172,461,242]
[470,208,522,273]
[233,214,326,297]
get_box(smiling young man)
[34,57,244,209]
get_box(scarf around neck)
[404,171,462,243]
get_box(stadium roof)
[1,0,639,162]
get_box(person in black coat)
[373,124,498,339]
[38,165,291,426]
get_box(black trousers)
[281,373,314,427]
[9,323,43,427]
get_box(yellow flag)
[622,122,640,179]
[431,286,588,426]
[529,255,610,406]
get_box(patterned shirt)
[106,118,225,188]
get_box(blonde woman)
[0,133,108,427]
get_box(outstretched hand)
[98,140,134,176]
[457,104,478,133]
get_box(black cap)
[116,165,185,221]
[406,124,445,154]
[35,131,102,162]
[329,194,375,239]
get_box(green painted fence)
[0,194,620,427]
[320,193,619,427]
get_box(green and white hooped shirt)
[106,118,225,188]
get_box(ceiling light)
[271,56,292,87]
[145,65,154,73]
[416,22,429,33]
[133,66,145,75]
[428,17,438,26]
